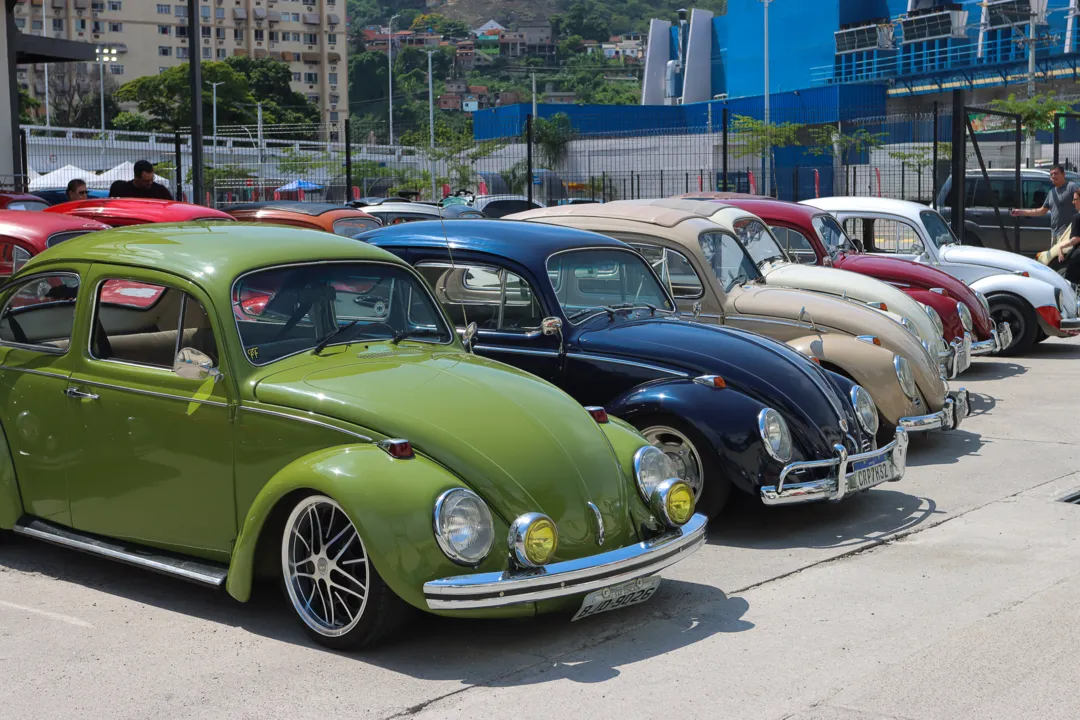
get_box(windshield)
[733,218,789,267]
[699,231,764,292]
[920,210,956,248]
[545,249,674,323]
[812,214,861,255]
[232,262,453,365]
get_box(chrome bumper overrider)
[940,333,973,378]
[759,427,909,507]
[422,513,708,610]
[1060,317,1080,331]
[900,388,970,432]
[971,323,1013,356]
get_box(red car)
[44,197,234,227]
[0,192,49,212]
[680,193,1003,356]
[0,210,109,277]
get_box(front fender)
[786,333,929,423]
[972,273,1058,310]
[227,444,512,611]
[904,288,966,341]
[605,379,777,496]
[0,420,22,530]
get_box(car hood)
[253,346,637,552]
[575,316,863,458]
[837,253,994,336]
[939,244,1079,317]
[731,284,944,401]
[762,261,941,348]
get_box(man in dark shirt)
[108,160,173,200]
[1044,189,1080,283]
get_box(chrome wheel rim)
[281,496,369,638]
[991,306,1024,350]
[642,425,705,500]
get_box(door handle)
[63,387,99,400]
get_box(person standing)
[1039,189,1080,283]
[108,160,173,201]
[65,178,88,202]
[1010,165,1080,245]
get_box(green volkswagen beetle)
[0,223,706,648]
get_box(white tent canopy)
[95,161,171,189]
[28,164,91,191]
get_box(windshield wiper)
[312,319,360,355]
[567,306,616,322]
[391,327,440,345]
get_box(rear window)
[5,201,48,212]
[332,217,381,236]
[482,200,541,218]
[46,230,94,248]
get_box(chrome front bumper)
[423,513,708,610]
[971,323,1013,356]
[759,427,909,507]
[1060,317,1080,332]
[900,388,970,432]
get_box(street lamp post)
[210,81,225,201]
[388,14,400,145]
[427,50,436,201]
[760,0,772,197]
[95,46,116,166]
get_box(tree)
[110,111,157,133]
[115,62,255,132]
[558,35,586,58]
[989,92,1070,140]
[807,125,888,159]
[18,88,40,125]
[551,2,612,42]
[409,13,469,38]
[730,115,805,158]
[532,113,575,170]
[48,63,120,129]
[395,46,455,79]
[349,51,390,105]
[224,56,320,126]
[277,147,336,179]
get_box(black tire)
[633,414,731,519]
[1035,328,1048,344]
[875,411,898,447]
[279,494,409,650]
[988,294,1038,356]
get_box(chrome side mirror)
[692,301,702,321]
[462,321,478,353]
[542,317,563,336]
[174,347,222,383]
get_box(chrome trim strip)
[564,352,688,377]
[423,513,707,609]
[970,328,997,356]
[13,517,228,587]
[239,404,373,442]
[0,341,66,355]
[762,427,908,507]
[726,314,820,332]
[0,364,69,381]
[474,345,560,357]
[74,378,230,407]
[1060,317,1080,330]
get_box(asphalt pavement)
[2,339,1079,720]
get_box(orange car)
[222,201,381,236]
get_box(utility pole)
[210,81,225,203]
[40,22,49,126]
[1026,8,1038,162]
[187,0,205,205]
[427,50,437,201]
[388,14,400,145]
[532,72,538,117]
[760,0,772,197]
[256,102,264,197]
[95,46,116,167]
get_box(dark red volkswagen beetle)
[44,197,234,227]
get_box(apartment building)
[13,0,347,127]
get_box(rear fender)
[606,379,774,495]
[0,421,21,530]
[227,444,511,611]
[972,274,1057,312]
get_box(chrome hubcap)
[991,307,1023,349]
[642,426,705,500]
[281,496,369,638]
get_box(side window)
[1023,179,1053,209]
[770,226,817,265]
[0,242,32,278]
[0,273,80,350]
[842,217,866,242]
[869,219,922,254]
[93,279,216,370]
[664,248,703,298]
[416,263,544,332]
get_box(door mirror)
[462,321,478,352]
[910,241,925,256]
[174,347,222,382]
[541,317,563,336]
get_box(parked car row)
[0,190,1069,650]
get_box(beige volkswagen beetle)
[508,201,970,437]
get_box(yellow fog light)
[651,478,696,528]
[508,512,558,567]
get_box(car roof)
[221,201,351,217]
[44,197,234,223]
[361,219,628,263]
[28,223,402,288]
[509,199,734,228]
[364,203,441,216]
[0,209,108,241]
[702,196,824,224]
[801,196,934,219]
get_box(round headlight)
[508,512,558,567]
[757,408,793,463]
[957,302,973,333]
[650,478,695,527]
[433,488,495,566]
[924,305,945,337]
[633,445,677,501]
[894,355,917,400]
[849,385,879,435]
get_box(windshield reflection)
[812,214,861,255]
[699,231,763,292]
[920,211,956,248]
[733,218,789,267]
[545,249,675,324]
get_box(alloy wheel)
[991,306,1024,351]
[642,425,705,500]
[281,496,369,638]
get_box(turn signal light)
[377,438,414,459]
[856,335,882,346]
[809,356,821,365]
[585,406,609,423]
[867,301,888,312]
[693,375,727,388]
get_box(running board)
[13,517,228,588]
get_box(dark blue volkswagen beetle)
[357,220,909,517]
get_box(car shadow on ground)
[0,533,750,682]
[966,391,996,418]
[709,488,942,552]
[906,427,984,466]
[965,359,1026,380]
[1023,340,1080,358]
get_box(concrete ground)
[2,340,1080,720]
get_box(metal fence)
[8,104,1029,209]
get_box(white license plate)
[849,456,890,492]
[571,576,661,622]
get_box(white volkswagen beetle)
[803,196,1080,355]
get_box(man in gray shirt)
[1011,165,1080,243]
